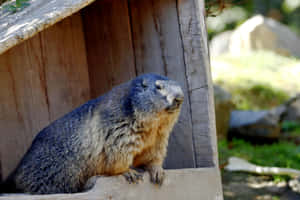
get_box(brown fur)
[95,110,180,176]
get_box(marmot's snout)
[155,80,184,112]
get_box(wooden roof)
[0,0,96,55]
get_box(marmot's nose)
[174,93,184,103]
[173,94,184,108]
[167,90,184,112]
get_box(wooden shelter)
[0,0,222,199]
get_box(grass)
[211,50,300,110]
[212,51,300,99]
[282,121,300,136]
[218,83,290,110]
[219,139,300,172]
[216,51,299,69]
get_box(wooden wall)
[0,0,217,179]
[0,13,91,179]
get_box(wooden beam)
[176,0,218,167]
[129,0,195,168]
[0,168,223,200]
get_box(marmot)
[0,73,184,194]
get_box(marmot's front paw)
[146,165,165,186]
[122,169,144,184]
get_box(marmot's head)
[123,74,184,116]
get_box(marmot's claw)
[123,169,144,184]
[147,166,165,186]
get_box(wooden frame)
[0,0,222,198]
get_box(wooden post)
[177,0,219,168]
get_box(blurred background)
[206,0,300,199]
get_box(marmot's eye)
[141,80,148,88]
[155,82,163,90]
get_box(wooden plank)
[129,0,195,168]
[0,35,50,179]
[81,0,136,97]
[0,168,223,200]
[39,13,91,121]
[177,0,218,167]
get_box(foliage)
[2,0,30,13]
[282,121,300,136]
[216,51,299,69]
[219,138,300,172]
[225,84,289,110]
[212,51,300,110]
[207,0,300,39]
[205,0,245,17]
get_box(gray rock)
[229,106,285,139]
[214,85,234,140]
[210,31,232,57]
[282,94,300,123]
[229,15,300,58]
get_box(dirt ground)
[222,171,300,200]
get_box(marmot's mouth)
[166,98,183,113]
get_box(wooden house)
[0,0,222,199]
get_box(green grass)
[282,121,300,136]
[220,83,290,110]
[219,139,300,171]
[212,51,300,99]
[217,51,299,69]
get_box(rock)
[210,31,232,57]
[214,85,234,140]
[229,15,300,58]
[289,177,300,194]
[282,94,300,123]
[0,168,223,200]
[229,106,285,139]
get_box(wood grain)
[0,168,223,200]
[129,0,195,168]
[0,0,219,183]
[81,0,136,97]
[0,14,91,178]
[0,35,50,179]
[39,13,91,121]
[177,0,218,167]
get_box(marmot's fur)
[0,73,184,194]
